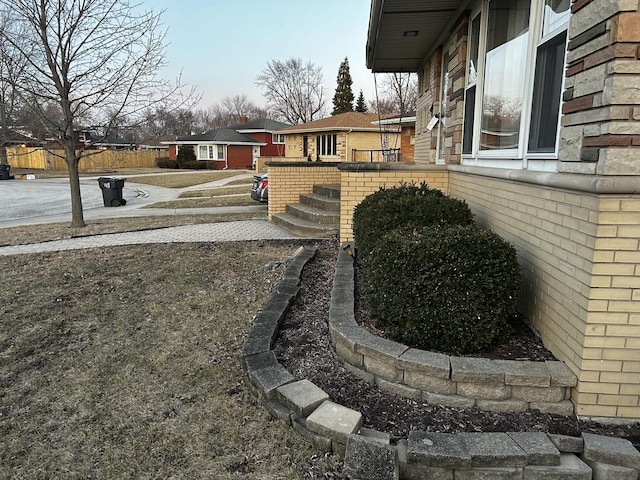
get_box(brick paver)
[0,220,302,256]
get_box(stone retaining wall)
[241,247,640,479]
[329,248,577,415]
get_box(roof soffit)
[367,0,469,72]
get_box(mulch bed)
[274,243,640,442]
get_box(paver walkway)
[0,220,302,256]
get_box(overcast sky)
[150,0,376,110]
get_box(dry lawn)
[179,186,252,198]
[0,242,342,478]
[145,196,258,209]
[127,171,249,188]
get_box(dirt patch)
[275,243,640,441]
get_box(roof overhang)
[277,127,385,135]
[163,140,266,147]
[373,115,417,126]
[366,0,469,72]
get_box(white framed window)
[461,0,570,169]
[197,144,225,160]
[272,133,285,144]
[316,134,337,156]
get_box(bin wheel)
[121,199,126,206]
[110,199,122,207]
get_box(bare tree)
[371,73,417,115]
[220,94,266,123]
[0,9,29,165]
[256,58,325,124]
[0,0,195,227]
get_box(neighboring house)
[359,0,640,420]
[0,128,44,147]
[233,118,290,157]
[166,117,289,169]
[276,111,400,162]
[168,128,264,170]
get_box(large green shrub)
[360,225,522,354]
[180,160,208,170]
[176,145,196,167]
[352,183,473,259]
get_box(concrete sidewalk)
[0,220,303,256]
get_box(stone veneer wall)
[560,0,640,175]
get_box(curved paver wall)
[329,248,577,415]
[241,247,640,479]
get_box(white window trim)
[197,144,226,161]
[460,0,569,171]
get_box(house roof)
[0,128,45,145]
[231,118,290,132]
[373,111,416,126]
[173,128,265,146]
[367,0,467,72]
[277,112,387,134]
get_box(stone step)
[314,184,341,199]
[300,192,341,213]
[286,203,340,225]
[272,213,338,238]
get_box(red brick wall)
[226,145,253,169]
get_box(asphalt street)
[1,176,154,224]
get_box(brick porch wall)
[335,162,640,420]
[448,166,640,419]
[338,163,449,243]
[266,162,342,217]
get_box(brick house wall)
[353,0,640,420]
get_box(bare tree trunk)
[64,142,85,227]
[0,144,8,165]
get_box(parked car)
[251,173,268,203]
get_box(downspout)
[345,129,352,161]
[223,144,228,170]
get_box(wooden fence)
[6,147,168,170]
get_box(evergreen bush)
[176,145,196,167]
[156,159,178,169]
[181,160,208,170]
[352,183,474,261]
[360,225,522,354]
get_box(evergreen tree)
[355,90,368,112]
[331,57,355,115]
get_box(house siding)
[415,48,441,165]
[560,0,640,175]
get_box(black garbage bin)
[97,176,127,207]
[0,163,10,180]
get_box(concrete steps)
[272,184,340,238]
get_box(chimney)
[240,116,248,123]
